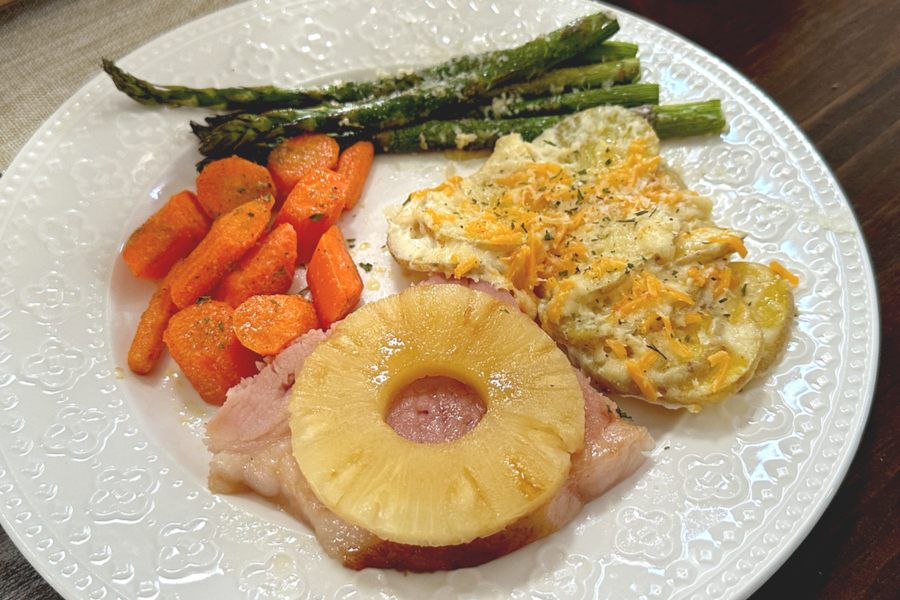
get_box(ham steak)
[205,283,653,571]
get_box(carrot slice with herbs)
[122,190,211,280]
[335,141,374,211]
[233,294,320,355]
[169,197,273,309]
[195,155,276,219]
[127,260,183,375]
[163,300,260,405]
[212,223,298,308]
[272,168,347,264]
[307,225,363,329]
[267,133,340,201]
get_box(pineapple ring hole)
[385,376,487,444]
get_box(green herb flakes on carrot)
[127,259,183,375]
[307,225,363,329]
[212,222,298,308]
[169,197,272,309]
[196,155,276,219]
[272,168,347,264]
[163,300,260,405]
[122,190,210,280]
[267,133,341,201]
[233,294,320,355]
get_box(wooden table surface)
[2,0,897,598]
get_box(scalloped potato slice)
[560,274,765,412]
[729,262,794,373]
[649,299,764,410]
[673,226,748,265]
[387,106,796,410]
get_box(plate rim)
[0,1,880,599]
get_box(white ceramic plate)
[0,1,879,599]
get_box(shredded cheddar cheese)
[426,207,455,227]
[683,312,703,325]
[708,350,731,393]
[410,176,462,201]
[660,313,692,358]
[626,349,659,401]
[606,339,629,360]
[769,260,799,286]
[713,266,733,298]
[453,256,479,278]
[710,234,748,258]
[387,106,796,410]
[543,278,576,322]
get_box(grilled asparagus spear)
[192,83,657,158]
[478,82,658,118]
[195,100,725,168]
[197,58,641,129]
[103,12,619,111]
[482,58,640,99]
[368,100,725,153]
[192,13,623,156]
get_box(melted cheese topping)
[387,107,793,410]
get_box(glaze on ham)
[205,281,653,571]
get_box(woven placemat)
[1,0,242,172]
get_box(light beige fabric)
[0,0,242,171]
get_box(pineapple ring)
[289,284,585,547]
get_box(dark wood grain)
[2,1,897,598]
[603,2,900,599]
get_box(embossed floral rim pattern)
[0,1,879,599]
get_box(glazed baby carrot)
[267,133,340,201]
[212,223,298,308]
[272,168,347,264]
[306,225,363,329]
[122,190,211,280]
[169,197,273,309]
[127,260,183,375]
[335,140,374,211]
[233,294,320,355]
[195,155,276,219]
[163,300,260,405]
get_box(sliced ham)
[206,329,328,456]
[385,376,486,444]
[205,281,653,571]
